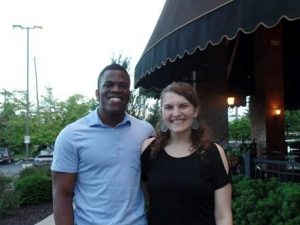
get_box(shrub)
[14,173,52,206]
[232,175,300,225]
[0,189,19,215]
[0,174,18,215]
[0,173,12,192]
[277,183,300,224]
[18,166,51,179]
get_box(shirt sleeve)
[209,144,231,190]
[51,125,79,173]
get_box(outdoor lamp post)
[13,24,42,163]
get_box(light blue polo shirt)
[51,109,155,225]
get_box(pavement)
[35,214,54,225]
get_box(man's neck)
[97,108,125,127]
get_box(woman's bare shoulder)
[214,143,229,173]
[141,137,156,153]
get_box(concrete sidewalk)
[35,214,54,225]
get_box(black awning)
[134,0,300,89]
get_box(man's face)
[96,69,130,117]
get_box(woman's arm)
[141,137,155,154]
[214,144,233,225]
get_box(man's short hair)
[97,64,129,88]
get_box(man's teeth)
[110,97,121,102]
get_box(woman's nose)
[172,107,180,116]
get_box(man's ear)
[95,89,100,102]
[128,90,133,101]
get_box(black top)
[141,143,231,225]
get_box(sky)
[0,0,165,103]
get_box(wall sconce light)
[227,97,235,106]
[273,109,281,121]
[274,109,281,116]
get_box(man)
[51,63,155,225]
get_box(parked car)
[33,149,53,167]
[0,147,14,164]
[286,139,300,162]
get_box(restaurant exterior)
[134,0,300,156]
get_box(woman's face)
[161,92,198,133]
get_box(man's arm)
[52,171,76,225]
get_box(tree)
[0,90,27,152]
[30,87,64,148]
[0,87,94,156]
[127,89,148,119]
[285,110,300,138]
[229,116,251,141]
[111,54,131,72]
[60,94,91,127]
[146,99,160,128]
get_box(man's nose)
[111,84,121,92]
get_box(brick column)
[251,24,286,155]
[197,44,228,146]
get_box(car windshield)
[37,155,53,158]
[0,148,8,155]
[37,150,53,157]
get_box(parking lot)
[0,159,34,177]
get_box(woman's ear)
[194,106,199,117]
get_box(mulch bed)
[0,201,53,225]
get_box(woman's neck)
[165,130,194,157]
[169,129,192,144]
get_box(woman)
[141,82,232,225]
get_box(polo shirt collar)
[87,108,131,127]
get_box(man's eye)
[119,83,129,89]
[103,83,113,88]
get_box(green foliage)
[0,189,18,216]
[229,116,251,141]
[18,166,51,179]
[14,173,52,206]
[0,173,18,215]
[146,100,160,128]
[232,176,300,225]
[0,168,53,215]
[277,183,300,224]
[60,94,91,127]
[0,88,94,156]
[111,54,131,71]
[0,173,13,193]
[0,90,27,154]
[127,89,149,119]
[285,110,300,138]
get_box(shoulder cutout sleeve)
[208,144,231,190]
[141,144,152,181]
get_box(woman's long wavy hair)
[150,82,212,158]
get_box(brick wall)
[251,24,286,155]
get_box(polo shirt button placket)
[114,128,120,154]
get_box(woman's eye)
[180,104,189,109]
